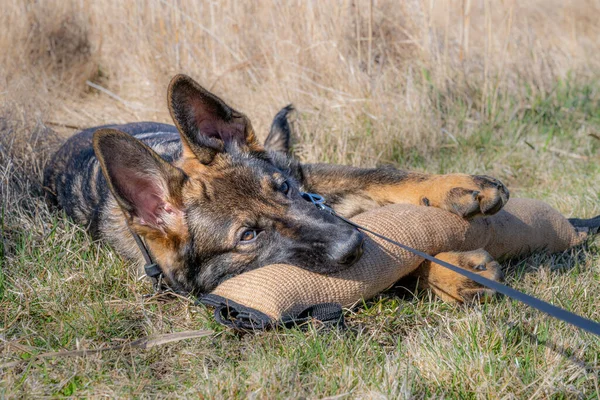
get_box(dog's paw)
[413,249,504,303]
[422,174,509,218]
[452,250,504,303]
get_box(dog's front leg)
[301,165,509,219]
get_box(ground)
[1,1,600,398]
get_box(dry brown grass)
[1,0,600,398]
[2,0,600,158]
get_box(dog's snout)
[330,229,365,267]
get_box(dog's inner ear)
[109,168,169,227]
[93,129,187,231]
[168,74,262,164]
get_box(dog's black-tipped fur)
[265,104,294,154]
[569,215,600,235]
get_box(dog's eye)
[240,229,259,242]
[280,181,290,195]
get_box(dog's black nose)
[331,230,365,267]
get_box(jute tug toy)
[202,198,588,329]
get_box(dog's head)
[93,75,364,294]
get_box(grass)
[1,81,598,398]
[1,0,600,398]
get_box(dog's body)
[44,75,510,299]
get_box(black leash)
[126,225,164,292]
[301,192,600,337]
[127,226,193,297]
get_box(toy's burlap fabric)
[206,198,584,323]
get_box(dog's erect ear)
[93,129,187,231]
[168,74,262,164]
[264,104,294,154]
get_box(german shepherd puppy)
[44,74,509,299]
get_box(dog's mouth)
[205,235,366,293]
